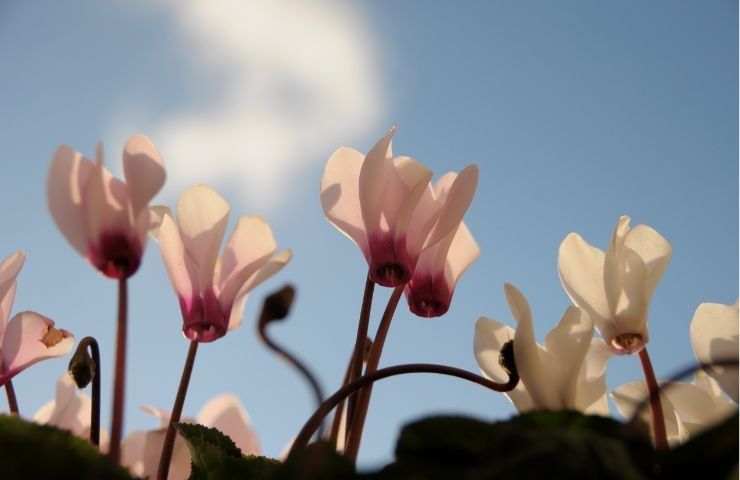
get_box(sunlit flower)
[0,252,73,387]
[404,172,479,317]
[154,185,292,342]
[474,283,610,414]
[122,394,259,480]
[558,216,672,355]
[47,136,166,279]
[321,125,478,287]
[33,374,110,450]
[690,301,739,402]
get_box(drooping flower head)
[690,301,739,402]
[48,136,166,279]
[155,185,292,343]
[0,252,74,386]
[558,216,672,355]
[474,283,610,414]
[404,172,480,317]
[321,125,478,287]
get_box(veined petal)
[690,301,739,402]
[197,394,260,455]
[359,125,395,236]
[505,283,561,410]
[542,306,594,409]
[227,250,292,331]
[123,135,166,217]
[473,317,534,412]
[47,145,96,256]
[623,224,672,301]
[158,214,198,300]
[176,185,230,291]
[219,216,277,308]
[0,251,25,336]
[320,147,369,254]
[611,381,688,446]
[0,312,73,385]
[424,165,478,249]
[574,339,613,415]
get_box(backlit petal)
[424,165,478,248]
[158,214,197,299]
[0,251,25,336]
[611,381,688,445]
[690,301,739,402]
[623,224,672,301]
[574,339,613,415]
[359,126,395,236]
[197,394,260,455]
[123,135,166,217]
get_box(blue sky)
[0,0,737,468]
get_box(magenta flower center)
[405,274,451,318]
[179,289,228,343]
[87,231,142,279]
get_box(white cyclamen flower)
[690,301,739,402]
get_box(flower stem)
[345,285,404,462]
[5,379,18,415]
[345,274,374,441]
[638,347,668,449]
[108,279,127,463]
[77,337,101,447]
[157,340,199,480]
[289,362,519,455]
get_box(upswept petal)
[0,312,74,385]
[504,283,560,410]
[443,223,480,289]
[542,306,594,408]
[227,250,293,331]
[0,251,25,335]
[148,205,172,242]
[47,146,96,256]
[197,394,260,455]
[33,374,90,436]
[404,184,442,258]
[320,147,369,253]
[176,185,230,291]
[690,301,739,402]
[219,216,277,307]
[663,376,735,435]
[84,145,130,240]
[605,246,649,343]
[623,224,672,300]
[424,165,478,249]
[574,339,613,415]
[158,214,197,299]
[140,405,174,428]
[123,135,166,217]
[386,156,433,243]
[473,317,534,412]
[611,381,688,445]
[359,125,395,235]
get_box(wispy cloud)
[109,0,382,211]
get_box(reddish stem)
[108,279,127,463]
[345,274,374,442]
[5,379,18,415]
[638,347,668,449]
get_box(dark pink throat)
[179,290,228,343]
[88,231,142,279]
[404,275,451,318]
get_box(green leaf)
[0,414,134,480]
[280,441,358,479]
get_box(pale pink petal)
[690,301,739,402]
[443,222,480,290]
[33,374,90,436]
[148,205,172,242]
[158,214,198,299]
[138,428,191,480]
[47,145,95,256]
[197,394,260,455]
[504,283,560,410]
[122,135,166,217]
[140,405,173,429]
[0,251,25,336]
[84,145,130,240]
[121,430,148,477]
[404,184,442,261]
[219,216,277,308]
[473,317,534,412]
[574,339,613,415]
[359,125,396,236]
[386,155,434,243]
[611,381,688,445]
[424,165,478,248]
[320,147,369,254]
[542,306,594,409]
[176,185,230,291]
[0,312,73,385]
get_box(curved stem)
[345,286,404,461]
[5,379,18,415]
[76,337,101,446]
[157,340,199,480]
[346,274,374,439]
[289,362,519,455]
[638,347,667,449]
[258,322,325,437]
[328,357,353,448]
[108,279,127,463]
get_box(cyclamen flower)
[0,252,73,387]
[474,283,610,414]
[48,136,166,279]
[122,395,259,480]
[155,185,291,342]
[558,216,672,355]
[34,374,110,451]
[404,172,479,317]
[321,125,478,287]
[690,301,739,402]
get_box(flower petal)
[664,379,735,436]
[444,222,480,290]
[0,251,25,336]
[473,317,534,412]
[176,185,230,291]
[84,144,131,240]
[610,381,688,445]
[623,224,672,301]
[33,374,90,437]
[197,394,260,455]
[504,283,561,410]
[574,339,613,415]
[0,312,74,385]
[148,205,172,242]
[320,147,369,254]
[690,301,739,402]
[157,214,198,300]
[47,145,96,256]
[123,135,166,217]
[424,165,478,248]
[359,126,396,236]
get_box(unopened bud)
[68,344,95,388]
[499,340,516,377]
[259,284,296,327]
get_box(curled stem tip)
[68,336,101,446]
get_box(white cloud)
[109,0,382,211]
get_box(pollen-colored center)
[40,327,66,348]
[611,332,645,355]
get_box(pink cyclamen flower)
[321,125,478,287]
[404,171,480,317]
[155,185,292,342]
[0,252,74,387]
[122,395,259,480]
[48,136,166,279]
